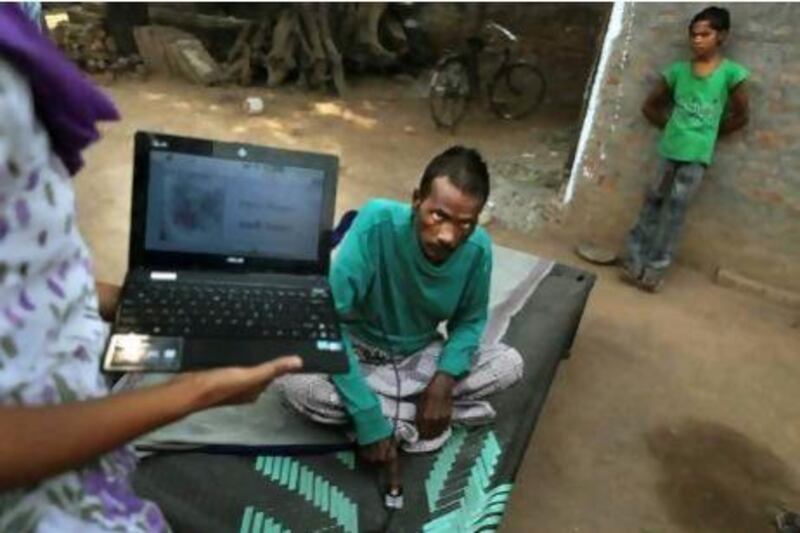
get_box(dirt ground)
[76,76,800,533]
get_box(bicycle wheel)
[489,61,546,120]
[429,57,471,129]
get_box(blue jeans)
[625,159,705,279]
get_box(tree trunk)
[298,5,328,89]
[105,3,149,56]
[148,5,249,31]
[266,9,299,87]
[353,3,396,63]
[319,4,346,95]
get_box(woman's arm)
[0,356,301,490]
[96,281,121,322]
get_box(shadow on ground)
[647,419,800,533]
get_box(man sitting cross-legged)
[279,146,523,466]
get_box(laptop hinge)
[150,271,178,281]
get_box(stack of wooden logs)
[50,4,145,76]
[50,3,415,94]
[147,3,412,95]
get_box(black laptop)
[102,132,348,374]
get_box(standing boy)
[624,6,749,291]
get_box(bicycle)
[429,22,547,130]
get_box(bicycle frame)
[485,22,518,44]
[429,19,543,128]
[441,22,520,97]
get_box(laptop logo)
[152,139,169,149]
[226,256,245,264]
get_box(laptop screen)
[144,152,324,262]
[129,132,338,275]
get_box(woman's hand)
[176,356,303,410]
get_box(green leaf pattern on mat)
[253,455,358,533]
[334,451,355,470]
[425,426,467,511]
[239,505,292,533]
[422,431,512,533]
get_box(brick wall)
[567,3,800,292]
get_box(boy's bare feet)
[618,264,664,293]
[639,268,665,293]
[775,510,800,533]
[618,262,641,286]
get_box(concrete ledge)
[716,268,800,309]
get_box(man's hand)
[416,372,455,439]
[359,437,397,466]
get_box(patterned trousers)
[278,338,523,453]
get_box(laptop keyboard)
[116,281,340,340]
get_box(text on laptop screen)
[144,152,324,261]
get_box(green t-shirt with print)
[658,58,749,165]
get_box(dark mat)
[132,263,595,532]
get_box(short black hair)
[690,6,731,32]
[418,146,490,204]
